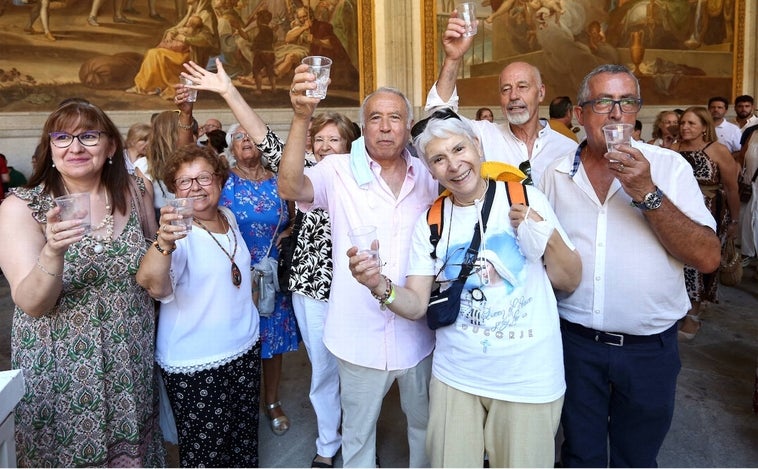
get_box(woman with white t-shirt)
[347,109,581,468]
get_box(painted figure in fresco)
[127,0,218,100]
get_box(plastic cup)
[302,56,333,100]
[55,193,91,232]
[168,197,194,234]
[458,2,477,37]
[181,75,198,103]
[603,123,634,163]
[349,225,380,266]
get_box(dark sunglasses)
[410,107,461,140]
[519,160,533,186]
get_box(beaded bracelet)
[36,257,63,278]
[371,275,394,310]
[153,240,177,256]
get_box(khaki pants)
[426,376,563,468]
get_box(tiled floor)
[1,269,757,467]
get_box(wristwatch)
[631,186,664,211]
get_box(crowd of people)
[0,6,756,469]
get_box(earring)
[51,162,55,168]
[108,158,113,165]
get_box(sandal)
[678,314,701,342]
[265,400,290,436]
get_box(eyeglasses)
[49,131,105,148]
[232,132,250,141]
[174,172,215,190]
[519,160,533,186]
[579,97,642,114]
[410,107,460,140]
[434,246,485,285]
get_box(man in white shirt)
[709,96,742,154]
[731,95,758,133]
[424,12,576,186]
[540,64,721,467]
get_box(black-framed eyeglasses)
[579,97,642,114]
[49,131,105,148]
[174,172,216,190]
[519,160,533,186]
[411,107,461,140]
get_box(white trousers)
[337,354,432,468]
[292,292,342,458]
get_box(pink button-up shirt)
[301,146,438,370]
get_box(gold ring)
[290,87,297,94]
[619,164,625,172]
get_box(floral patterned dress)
[10,185,165,468]
[221,172,300,358]
[680,142,729,303]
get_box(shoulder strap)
[504,180,528,207]
[426,180,529,259]
[426,195,446,259]
[752,166,758,183]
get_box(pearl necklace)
[235,164,269,182]
[89,190,114,254]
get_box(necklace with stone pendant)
[90,190,114,254]
[193,211,242,287]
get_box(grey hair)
[412,115,479,170]
[576,64,640,104]
[359,86,413,130]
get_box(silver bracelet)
[36,257,63,278]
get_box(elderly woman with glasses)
[0,101,164,467]
[347,109,581,468]
[137,144,262,467]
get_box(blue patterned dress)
[220,171,300,358]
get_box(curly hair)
[163,144,230,194]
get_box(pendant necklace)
[193,211,242,287]
[90,190,114,254]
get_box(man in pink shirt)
[280,80,438,467]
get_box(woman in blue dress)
[220,121,300,436]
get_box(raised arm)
[136,206,186,299]
[609,144,721,273]
[182,59,270,144]
[278,64,321,203]
[433,11,476,104]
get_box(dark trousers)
[163,342,262,468]
[559,322,680,468]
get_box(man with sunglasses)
[539,64,721,467]
[425,12,576,186]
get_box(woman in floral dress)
[220,122,300,436]
[0,101,164,467]
[674,106,740,340]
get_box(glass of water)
[302,56,333,100]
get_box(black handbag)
[426,180,497,330]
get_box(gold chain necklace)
[193,211,242,287]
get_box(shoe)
[87,16,99,26]
[113,16,134,23]
[149,12,165,21]
[265,400,290,436]
[311,455,334,468]
[741,256,755,267]
[44,31,56,41]
[678,314,701,342]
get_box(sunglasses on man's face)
[410,107,461,140]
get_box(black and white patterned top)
[288,159,332,301]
